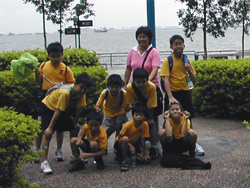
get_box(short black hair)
[87,110,103,124]
[107,74,123,87]
[75,73,93,88]
[47,42,63,54]
[135,26,154,44]
[132,102,148,118]
[132,68,149,81]
[169,102,184,111]
[170,35,184,46]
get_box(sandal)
[120,161,129,172]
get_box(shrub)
[0,107,40,187]
[0,66,108,118]
[192,58,250,120]
[0,48,99,71]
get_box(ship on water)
[94,27,108,32]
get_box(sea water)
[0,27,249,54]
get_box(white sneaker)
[195,143,205,156]
[41,160,53,174]
[55,149,64,161]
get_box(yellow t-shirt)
[39,61,75,90]
[96,89,128,117]
[115,120,149,143]
[126,81,157,108]
[170,116,191,139]
[81,124,108,150]
[160,55,196,91]
[42,85,86,111]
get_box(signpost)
[65,28,80,35]
[77,20,93,27]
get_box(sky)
[0,0,186,34]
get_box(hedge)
[192,58,250,120]
[0,65,108,118]
[0,107,40,187]
[0,48,99,71]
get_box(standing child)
[35,42,75,162]
[159,102,197,157]
[160,35,205,156]
[40,73,92,174]
[114,102,150,172]
[69,111,107,172]
[126,68,158,159]
[95,74,128,138]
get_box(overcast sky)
[0,0,185,34]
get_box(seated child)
[40,73,93,174]
[159,102,197,157]
[126,68,158,159]
[114,102,150,172]
[69,111,108,172]
[95,74,128,138]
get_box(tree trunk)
[42,0,47,49]
[203,0,208,60]
[242,19,245,59]
[59,4,62,44]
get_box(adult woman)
[124,26,161,89]
[124,26,162,159]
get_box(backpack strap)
[168,54,189,73]
[105,88,124,107]
[142,46,153,69]
[132,82,147,105]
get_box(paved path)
[21,67,250,188]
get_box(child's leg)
[184,129,197,156]
[115,123,122,137]
[41,134,53,162]
[35,116,43,150]
[106,126,116,138]
[119,136,129,162]
[70,137,81,160]
[56,131,64,149]
[89,141,105,170]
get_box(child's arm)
[80,149,106,159]
[44,109,61,137]
[163,76,179,104]
[35,68,43,85]
[148,66,159,82]
[95,91,105,112]
[164,110,173,137]
[182,111,190,137]
[185,62,196,84]
[124,66,132,88]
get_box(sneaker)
[120,161,129,172]
[55,149,64,161]
[70,154,88,164]
[195,143,205,156]
[41,160,53,174]
[149,147,158,160]
[95,157,105,170]
[68,160,85,172]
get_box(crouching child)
[114,102,150,172]
[159,102,197,157]
[69,111,108,172]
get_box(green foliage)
[0,107,41,187]
[243,121,250,132]
[192,58,250,120]
[0,48,99,71]
[12,179,39,188]
[0,66,107,118]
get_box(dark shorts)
[164,90,195,119]
[41,103,75,133]
[114,139,141,159]
[78,139,92,153]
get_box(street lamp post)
[73,16,78,48]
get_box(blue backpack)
[161,54,189,93]
[104,88,124,107]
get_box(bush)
[192,58,250,120]
[0,48,99,71]
[0,107,40,187]
[0,66,108,118]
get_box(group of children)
[35,34,204,175]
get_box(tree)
[177,0,232,60]
[23,0,48,49]
[231,0,250,58]
[46,0,74,43]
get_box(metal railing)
[97,50,250,68]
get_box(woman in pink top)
[124,26,161,89]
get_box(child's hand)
[95,105,101,112]
[164,110,170,119]
[183,111,190,119]
[44,127,53,137]
[144,154,151,161]
[76,138,83,146]
[80,152,89,160]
